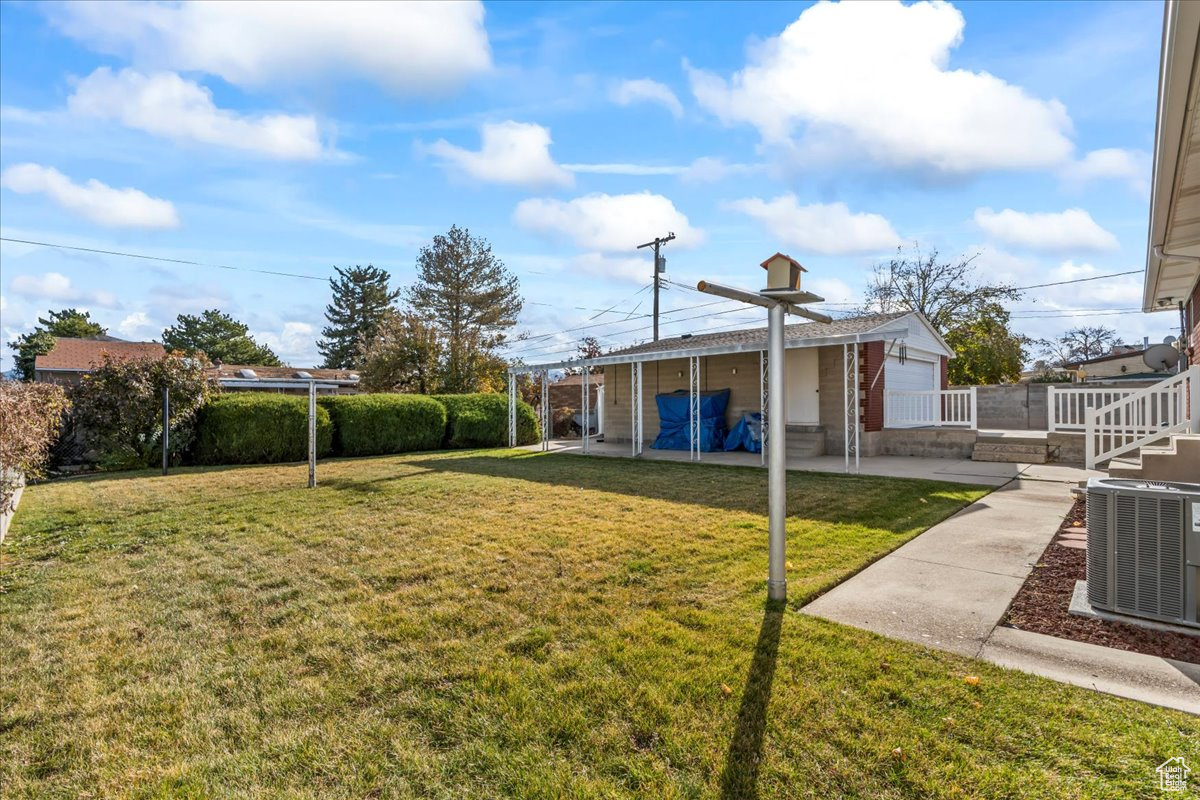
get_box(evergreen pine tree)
[162,309,282,366]
[317,265,399,368]
[407,226,523,393]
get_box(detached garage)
[512,310,955,464]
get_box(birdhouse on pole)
[760,252,806,293]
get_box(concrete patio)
[524,437,1102,487]
[800,476,1200,713]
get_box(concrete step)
[1137,433,1200,481]
[1106,456,1142,478]
[786,428,825,458]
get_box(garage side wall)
[601,352,763,444]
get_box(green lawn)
[1,451,1194,798]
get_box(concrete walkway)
[527,438,1103,487]
[800,476,1200,714]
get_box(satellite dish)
[1143,343,1180,372]
[1164,335,1178,345]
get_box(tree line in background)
[855,245,1126,385]
[321,225,524,395]
[7,237,1136,394]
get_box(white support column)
[766,303,787,602]
[969,385,978,431]
[541,370,550,452]
[759,349,767,467]
[843,343,859,474]
[631,361,644,457]
[596,384,605,437]
[582,369,590,454]
[507,372,517,448]
[689,355,701,461]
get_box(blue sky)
[0,0,1178,371]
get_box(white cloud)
[68,68,330,160]
[563,163,684,176]
[9,271,120,308]
[253,321,318,366]
[727,195,900,255]
[117,311,157,338]
[1,163,180,229]
[1060,148,1149,192]
[611,79,684,118]
[570,253,650,284]
[427,121,573,188]
[513,192,703,252]
[559,157,761,182]
[687,0,1073,175]
[973,207,1119,253]
[680,157,761,184]
[49,1,491,96]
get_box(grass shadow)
[398,451,986,532]
[719,602,784,799]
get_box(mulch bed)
[1003,497,1200,663]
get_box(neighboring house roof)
[512,311,948,373]
[207,364,361,387]
[1143,0,1200,312]
[34,337,166,372]
[1067,348,1148,368]
[551,373,605,387]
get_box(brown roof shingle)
[35,338,166,371]
[606,312,910,358]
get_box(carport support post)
[161,387,169,476]
[507,372,517,448]
[307,380,316,489]
[766,301,787,602]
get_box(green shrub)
[319,394,446,456]
[432,393,539,448]
[193,393,332,465]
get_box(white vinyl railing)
[1047,385,1137,431]
[1085,366,1199,469]
[884,388,977,429]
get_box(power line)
[1010,270,1143,292]
[0,236,332,282]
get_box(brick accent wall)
[940,356,949,390]
[860,341,884,432]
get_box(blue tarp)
[724,411,763,453]
[650,388,730,452]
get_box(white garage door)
[885,357,937,392]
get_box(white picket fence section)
[884,388,977,429]
[1085,366,1200,469]
[1047,385,1138,432]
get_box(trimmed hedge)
[193,393,332,465]
[433,393,539,448]
[319,394,446,456]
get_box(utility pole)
[637,232,675,341]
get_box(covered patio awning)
[507,313,924,474]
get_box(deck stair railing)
[883,388,977,429]
[1047,385,1136,432]
[1084,365,1199,469]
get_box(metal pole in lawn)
[161,386,169,476]
[766,301,787,602]
[308,380,317,489]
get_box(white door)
[885,357,936,392]
[785,348,820,424]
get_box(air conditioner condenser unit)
[1085,477,1200,629]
